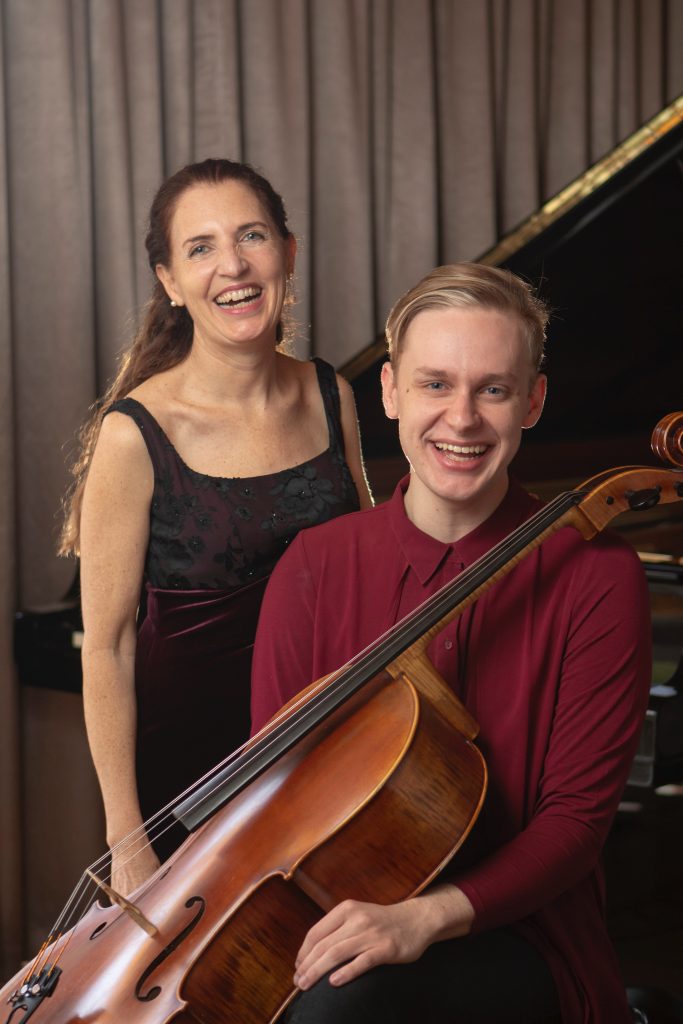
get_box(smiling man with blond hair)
[251,262,650,1024]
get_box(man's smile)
[433,441,489,460]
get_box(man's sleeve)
[454,540,652,930]
[250,534,319,735]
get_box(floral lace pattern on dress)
[108,358,360,590]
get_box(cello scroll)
[564,412,683,538]
[651,411,683,469]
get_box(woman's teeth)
[216,286,262,307]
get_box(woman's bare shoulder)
[122,368,183,428]
[94,408,152,472]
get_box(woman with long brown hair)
[61,158,372,896]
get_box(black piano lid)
[344,95,683,483]
[478,96,683,270]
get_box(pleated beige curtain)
[1,0,681,973]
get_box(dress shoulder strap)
[106,397,175,477]
[311,357,345,454]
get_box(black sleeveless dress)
[107,358,360,857]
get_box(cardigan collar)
[388,474,540,586]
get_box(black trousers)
[283,927,561,1024]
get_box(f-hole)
[135,897,206,1002]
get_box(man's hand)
[293,885,475,990]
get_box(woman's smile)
[157,179,295,352]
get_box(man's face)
[381,305,546,530]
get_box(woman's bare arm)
[79,412,159,894]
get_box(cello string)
[48,871,105,946]
[27,870,99,979]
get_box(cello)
[3,412,683,1024]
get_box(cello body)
[2,665,485,1023]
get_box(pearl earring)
[170,300,178,307]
